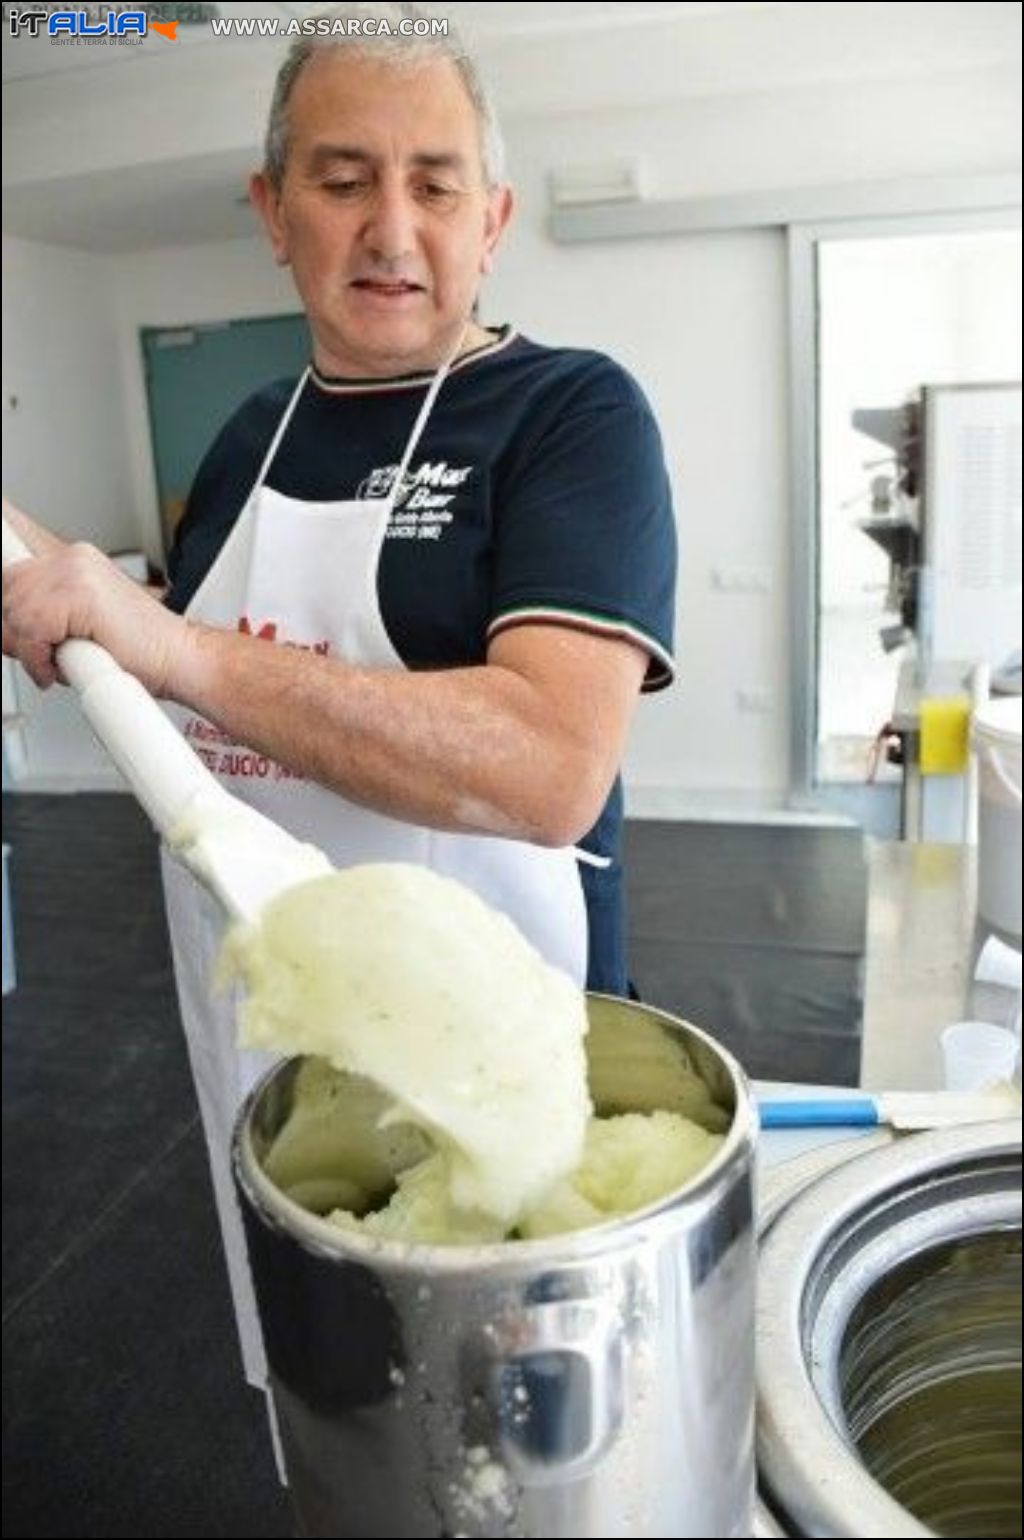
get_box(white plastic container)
[972,697,1022,939]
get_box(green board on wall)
[141,312,310,555]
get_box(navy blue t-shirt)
[166,326,677,993]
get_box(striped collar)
[310,325,517,396]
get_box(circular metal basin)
[757,1120,1021,1537]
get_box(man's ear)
[480,184,514,276]
[249,171,290,267]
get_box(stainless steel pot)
[757,1120,1022,1538]
[233,994,757,1538]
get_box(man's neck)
[313,322,494,382]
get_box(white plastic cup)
[940,1020,1019,1092]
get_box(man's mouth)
[350,279,425,296]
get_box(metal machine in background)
[852,381,1022,686]
[850,396,922,651]
[851,383,1021,842]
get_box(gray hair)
[263,3,506,188]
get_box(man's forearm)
[174,623,608,846]
[2,539,642,834]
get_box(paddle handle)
[2,517,227,837]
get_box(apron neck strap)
[253,325,468,499]
[253,367,310,491]
[387,326,468,503]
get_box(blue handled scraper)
[757,1084,1020,1130]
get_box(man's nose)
[362,182,418,264]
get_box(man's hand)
[2,496,68,559]
[3,539,189,696]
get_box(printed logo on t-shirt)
[357,459,474,542]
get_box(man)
[3,5,676,1392]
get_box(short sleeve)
[487,358,676,690]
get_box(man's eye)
[325,180,368,196]
[418,183,459,202]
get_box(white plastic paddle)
[1,517,332,922]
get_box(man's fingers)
[3,559,67,643]
[2,571,61,687]
[20,640,59,690]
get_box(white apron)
[161,345,588,1386]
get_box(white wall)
[489,213,790,801]
[2,235,135,544]
[1,235,138,785]
[3,3,1020,805]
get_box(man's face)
[251,51,512,377]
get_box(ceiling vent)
[548,160,650,208]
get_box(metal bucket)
[233,994,757,1538]
[757,1120,1022,1537]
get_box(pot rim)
[232,992,757,1276]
